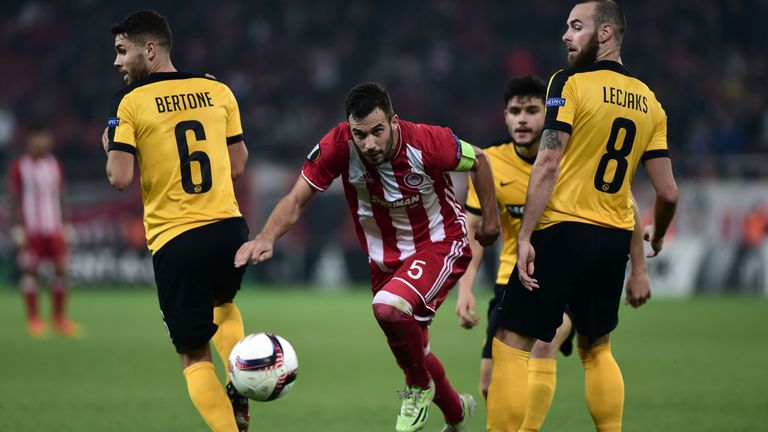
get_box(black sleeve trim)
[543,120,572,135]
[464,205,482,216]
[108,142,136,155]
[227,134,244,145]
[641,149,671,163]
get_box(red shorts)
[18,233,68,269]
[370,239,471,321]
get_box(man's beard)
[126,55,150,84]
[511,134,540,148]
[568,31,599,68]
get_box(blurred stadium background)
[0,1,766,431]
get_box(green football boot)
[395,384,434,431]
[440,393,477,432]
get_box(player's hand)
[474,219,500,247]
[625,270,651,308]
[234,235,275,267]
[102,127,109,154]
[11,225,25,248]
[643,224,663,257]
[517,240,539,290]
[455,290,480,329]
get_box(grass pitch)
[0,286,766,431]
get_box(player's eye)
[510,109,521,115]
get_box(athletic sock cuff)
[183,361,215,378]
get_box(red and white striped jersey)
[7,154,65,235]
[302,120,469,272]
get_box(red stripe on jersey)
[363,164,405,271]
[389,152,432,251]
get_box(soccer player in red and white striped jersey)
[236,83,500,431]
[7,126,78,338]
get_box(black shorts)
[482,284,575,358]
[497,222,631,344]
[152,217,249,353]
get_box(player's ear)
[598,23,613,44]
[145,40,157,61]
[390,114,399,128]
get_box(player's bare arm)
[516,129,569,290]
[625,195,651,307]
[106,151,135,191]
[234,176,317,267]
[455,211,483,329]
[228,140,248,180]
[642,157,678,257]
[467,146,500,246]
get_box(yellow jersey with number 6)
[107,72,243,253]
[541,60,669,231]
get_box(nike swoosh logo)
[500,181,514,187]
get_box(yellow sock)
[212,303,245,375]
[487,338,530,432]
[579,342,624,432]
[520,358,557,431]
[183,361,238,432]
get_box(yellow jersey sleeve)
[641,102,670,161]
[544,70,578,134]
[108,92,138,154]
[224,86,244,144]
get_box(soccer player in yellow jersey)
[457,75,651,431]
[486,2,678,431]
[102,11,251,432]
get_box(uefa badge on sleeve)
[306,143,321,162]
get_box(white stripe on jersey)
[19,156,62,234]
[348,143,386,268]
[405,144,446,242]
[444,185,468,236]
[375,162,415,261]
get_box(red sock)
[52,277,68,321]
[373,303,430,388]
[21,276,39,320]
[426,352,463,424]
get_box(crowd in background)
[0,0,767,180]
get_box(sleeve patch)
[107,117,120,127]
[546,98,566,107]
[307,143,321,161]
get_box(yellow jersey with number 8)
[541,60,669,231]
[107,72,243,253]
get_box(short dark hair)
[110,10,173,50]
[345,83,394,121]
[503,74,547,105]
[582,0,626,43]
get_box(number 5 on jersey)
[407,260,427,280]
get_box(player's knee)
[372,291,414,324]
[372,303,410,324]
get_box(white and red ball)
[227,332,298,401]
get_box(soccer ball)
[227,332,299,401]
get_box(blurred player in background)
[104,10,250,432]
[235,82,500,432]
[487,1,678,431]
[456,74,651,431]
[7,125,78,338]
